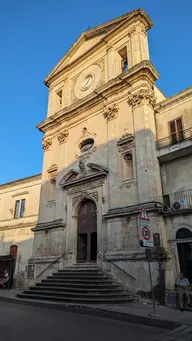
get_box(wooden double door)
[77,200,97,262]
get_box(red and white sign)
[140,206,153,247]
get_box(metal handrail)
[97,251,136,281]
[36,254,66,279]
[156,127,192,150]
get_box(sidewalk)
[0,289,191,330]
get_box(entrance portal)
[77,199,97,262]
[177,228,192,283]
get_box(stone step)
[52,273,108,278]
[58,270,102,275]
[30,286,123,293]
[20,263,137,305]
[44,278,114,283]
[36,282,121,288]
[24,290,130,298]
[17,293,135,304]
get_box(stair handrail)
[97,251,136,281]
[36,253,66,279]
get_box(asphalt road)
[0,303,164,341]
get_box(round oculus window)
[124,153,132,161]
[79,138,94,153]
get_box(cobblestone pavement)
[0,303,164,341]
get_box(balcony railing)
[160,189,192,212]
[156,128,192,150]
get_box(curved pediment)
[59,169,78,186]
[59,163,108,188]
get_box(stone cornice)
[102,201,162,219]
[32,219,66,232]
[155,86,192,112]
[0,220,37,231]
[0,174,41,190]
[44,9,153,86]
[38,61,159,133]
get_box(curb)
[0,295,181,331]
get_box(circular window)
[79,138,94,153]
[124,153,132,161]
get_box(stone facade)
[21,9,192,295]
[0,174,41,287]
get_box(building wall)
[0,174,41,285]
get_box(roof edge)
[0,173,42,189]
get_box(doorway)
[177,228,192,283]
[77,199,97,262]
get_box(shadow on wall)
[32,127,169,297]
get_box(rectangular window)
[14,200,20,218]
[14,199,25,218]
[118,47,128,73]
[20,199,25,217]
[169,117,184,144]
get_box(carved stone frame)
[117,137,137,189]
[63,178,106,266]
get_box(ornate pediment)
[59,162,108,188]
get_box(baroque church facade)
[1,9,192,293]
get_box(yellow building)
[0,174,41,286]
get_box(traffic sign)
[139,205,153,247]
[142,226,151,240]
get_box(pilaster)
[128,88,162,203]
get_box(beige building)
[0,174,41,286]
[3,8,190,295]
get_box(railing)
[160,189,192,211]
[97,251,136,281]
[156,128,192,150]
[36,254,66,279]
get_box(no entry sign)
[140,206,153,247]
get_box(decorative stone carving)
[42,139,52,151]
[102,196,106,203]
[67,179,104,195]
[57,129,69,144]
[46,200,56,208]
[120,181,138,190]
[72,191,98,207]
[106,44,113,52]
[47,164,58,179]
[127,89,156,108]
[78,159,87,174]
[128,26,136,37]
[75,127,97,161]
[103,104,119,121]
[118,141,135,153]
[94,57,105,87]
[119,130,133,141]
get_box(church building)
[2,9,192,295]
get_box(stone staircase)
[17,264,136,304]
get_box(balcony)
[160,189,192,215]
[156,128,192,163]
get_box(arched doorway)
[77,199,97,262]
[177,228,192,282]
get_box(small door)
[77,200,97,262]
[78,234,87,262]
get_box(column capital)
[127,88,156,108]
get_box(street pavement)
[0,303,164,341]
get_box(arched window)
[176,228,192,239]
